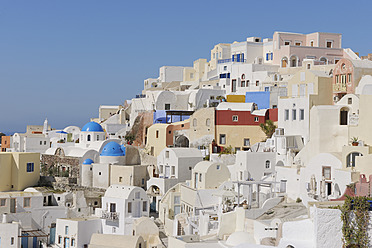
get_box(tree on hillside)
[260,120,277,140]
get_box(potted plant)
[351,137,359,146]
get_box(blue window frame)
[265,87,270,92]
[266,53,269,61]
[26,163,34,172]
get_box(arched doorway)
[290,55,298,67]
[175,135,189,147]
[281,57,288,68]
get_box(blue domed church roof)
[83,158,94,165]
[100,142,125,157]
[81,122,104,132]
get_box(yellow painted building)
[0,152,40,191]
[226,95,245,103]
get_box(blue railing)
[218,58,246,64]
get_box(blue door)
[50,227,56,244]
[33,237,37,248]
[21,234,28,248]
[64,237,70,248]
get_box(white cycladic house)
[55,217,102,248]
[147,148,203,212]
[96,185,149,236]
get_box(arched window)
[346,152,363,167]
[281,57,288,68]
[206,118,211,126]
[265,160,271,169]
[87,134,91,142]
[193,118,197,127]
[241,74,245,80]
[290,55,297,67]
[320,57,327,64]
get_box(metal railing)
[101,211,120,221]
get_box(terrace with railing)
[101,210,119,221]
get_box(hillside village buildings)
[3,30,372,247]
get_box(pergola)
[233,180,279,209]
[165,110,194,124]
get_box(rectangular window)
[143,201,147,212]
[26,163,34,172]
[58,236,62,244]
[174,205,181,215]
[71,238,75,246]
[244,138,250,147]
[135,192,140,199]
[11,237,14,245]
[326,40,333,48]
[300,109,305,120]
[156,130,159,139]
[265,87,270,92]
[246,80,249,87]
[40,141,42,145]
[220,134,226,145]
[295,41,302,46]
[241,80,245,87]
[23,197,31,208]
[292,109,297,120]
[254,117,259,122]
[165,104,170,110]
[199,173,202,182]
[165,151,169,158]
[171,166,175,175]
[0,199,5,206]
[284,41,291,46]
[44,141,46,145]
[232,115,238,122]
[348,98,352,104]
[348,73,351,83]
[240,171,243,180]
[256,80,259,86]
[174,196,181,204]
[65,226,69,235]
[323,166,331,180]
[119,177,123,183]
[128,202,132,213]
[285,109,289,121]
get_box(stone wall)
[41,154,80,182]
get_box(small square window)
[165,104,171,110]
[26,162,34,172]
[254,117,259,122]
[0,199,6,207]
[217,165,220,170]
[284,41,291,46]
[244,138,250,147]
[99,172,102,175]
[232,115,238,122]
[348,97,352,104]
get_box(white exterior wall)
[0,222,20,248]
[278,96,309,144]
[81,164,93,187]
[99,187,149,236]
[159,66,188,83]
[92,163,110,189]
[55,218,102,248]
[231,151,276,181]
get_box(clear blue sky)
[0,0,371,134]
